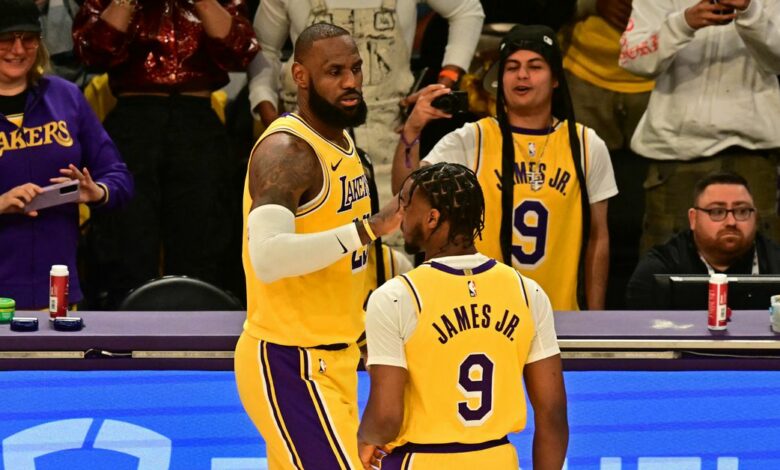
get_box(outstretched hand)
[50,164,105,204]
[368,193,403,240]
[0,183,43,216]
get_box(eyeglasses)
[0,32,41,51]
[694,206,756,221]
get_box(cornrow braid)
[405,163,486,247]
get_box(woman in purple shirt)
[0,0,133,309]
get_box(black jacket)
[626,230,780,309]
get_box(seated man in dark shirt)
[626,171,780,309]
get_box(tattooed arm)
[246,132,401,282]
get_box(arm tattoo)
[249,132,323,213]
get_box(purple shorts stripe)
[260,341,303,469]
[300,348,353,469]
[264,342,348,470]
[381,436,510,468]
[381,452,412,470]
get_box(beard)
[403,222,424,255]
[308,79,368,128]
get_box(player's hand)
[368,194,403,239]
[50,164,105,204]
[401,84,453,138]
[358,441,388,470]
[596,0,633,30]
[684,0,737,29]
[0,183,43,216]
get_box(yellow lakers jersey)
[472,117,586,310]
[242,113,372,347]
[393,259,535,446]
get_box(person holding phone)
[392,24,618,311]
[0,0,133,309]
[620,0,780,254]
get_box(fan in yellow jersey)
[359,163,568,469]
[234,24,401,470]
[392,24,617,310]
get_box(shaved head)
[294,23,351,62]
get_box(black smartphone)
[710,0,735,16]
[430,90,469,115]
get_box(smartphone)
[24,179,80,213]
[430,90,469,115]
[710,0,735,16]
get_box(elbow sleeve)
[247,204,363,283]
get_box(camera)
[431,91,469,115]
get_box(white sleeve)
[584,128,618,204]
[365,278,418,368]
[248,0,290,118]
[524,277,561,364]
[247,204,363,283]
[735,0,780,74]
[422,122,476,168]
[427,0,485,71]
[619,0,696,78]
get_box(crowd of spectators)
[1,0,778,311]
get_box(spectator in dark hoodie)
[626,171,780,309]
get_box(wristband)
[438,69,459,83]
[362,218,377,242]
[400,131,420,169]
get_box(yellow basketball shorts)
[234,332,362,469]
[380,438,518,470]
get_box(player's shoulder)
[370,276,411,303]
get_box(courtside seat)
[118,275,244,311]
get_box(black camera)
[431,90,469,115]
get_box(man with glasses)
[626,171,780,308]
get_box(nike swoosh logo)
[336,236,348,254]
[331,158,343,171]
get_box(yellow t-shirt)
[564,16,654,94]
[242,113,372,347]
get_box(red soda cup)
[49,265,69,318]
[708,273,728,330]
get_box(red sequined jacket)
[73,0,259,94]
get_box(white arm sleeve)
[524,277,561,364]
[248,0,289,118]
[619,0,696,78]
[735,0,780,75]
[247,204,363,283]
[428,0,485,71]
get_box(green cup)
[0,298,15,323]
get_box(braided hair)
[403,163,485,247]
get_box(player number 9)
[457,353,495,426]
